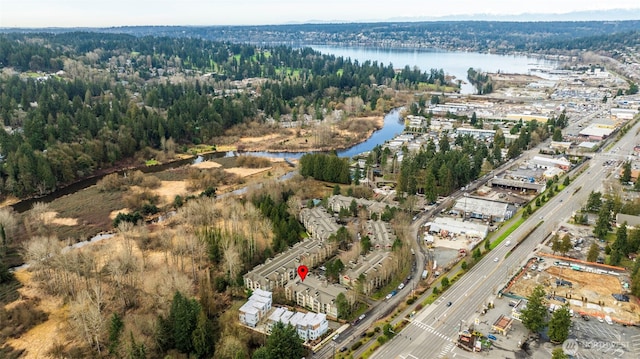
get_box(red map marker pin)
[297,265,309,282]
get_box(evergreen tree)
[560,236,572,256]
[585,191,602,212]
[593,205,611,239]
[108,313,125,356]
[586,242,600,262]
[610,222,628,266]
[548,306,571,343]
[259,322,305,359]
[160,291,202,354]
[521,285,547,333]
[621,161,632,183]
[192,310,214,358]
[551,236,562,255]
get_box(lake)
[311,45,558,94]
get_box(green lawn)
[490,217,525,249]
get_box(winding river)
[235,107,405,160]
[9,109,404,213]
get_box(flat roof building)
[455,127,496,140]
[579,124,615,140]
[492,314,514,336]
[531,155,571,171]
[328,195,389,216]
[453,197,516,222]
[425,217,489,239]
[488,178,546,194]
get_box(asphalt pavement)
[369,120,640,359]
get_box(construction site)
[504,254,639,325]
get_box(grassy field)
[46,186,125,241]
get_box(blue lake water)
[311,45,558,94]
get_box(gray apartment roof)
[287,275,346,305]
[328,195,390,214]
[364,220,396,248]
[300,207,340,241]
[343,252,391,281]
[244,238,328,288]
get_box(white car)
[494,257,499,262]
[505,241,511,246]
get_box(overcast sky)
[1,0,639,28]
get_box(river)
[9,48,557,213]
[311,45,558,94]
[235,107,405,160]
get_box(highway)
[371,120,640,359]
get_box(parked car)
[447,301,452,307]
[339,347,348,352]
[494,257,499,262]
[487,334,497,340]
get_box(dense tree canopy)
[0,33,444,199]
[252,322,305,359]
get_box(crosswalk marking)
[437,342,455,358]
[409,320,450,340]
[631,334,640,354]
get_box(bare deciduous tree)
[70,286,105,353]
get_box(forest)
[394,109,569,202]
[29,20,640,53]
[0,32,450,199]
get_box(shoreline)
[3,115,386,212]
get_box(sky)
[1,0,639,28]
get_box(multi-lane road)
[371,120,640,359]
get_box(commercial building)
[488,177,545,193]
[455,127,496,140]
[579,124,615,141]
[452,197,516,222]
[530,155,571,171]
[616,213,640,229]
[506,113,549,123]
[491,314,514,336]
[424,217,489,240]
[511,299,527,321]
[549,141,572,151]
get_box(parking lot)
[568,318,640,359]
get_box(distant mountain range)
[292,8,640,25]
